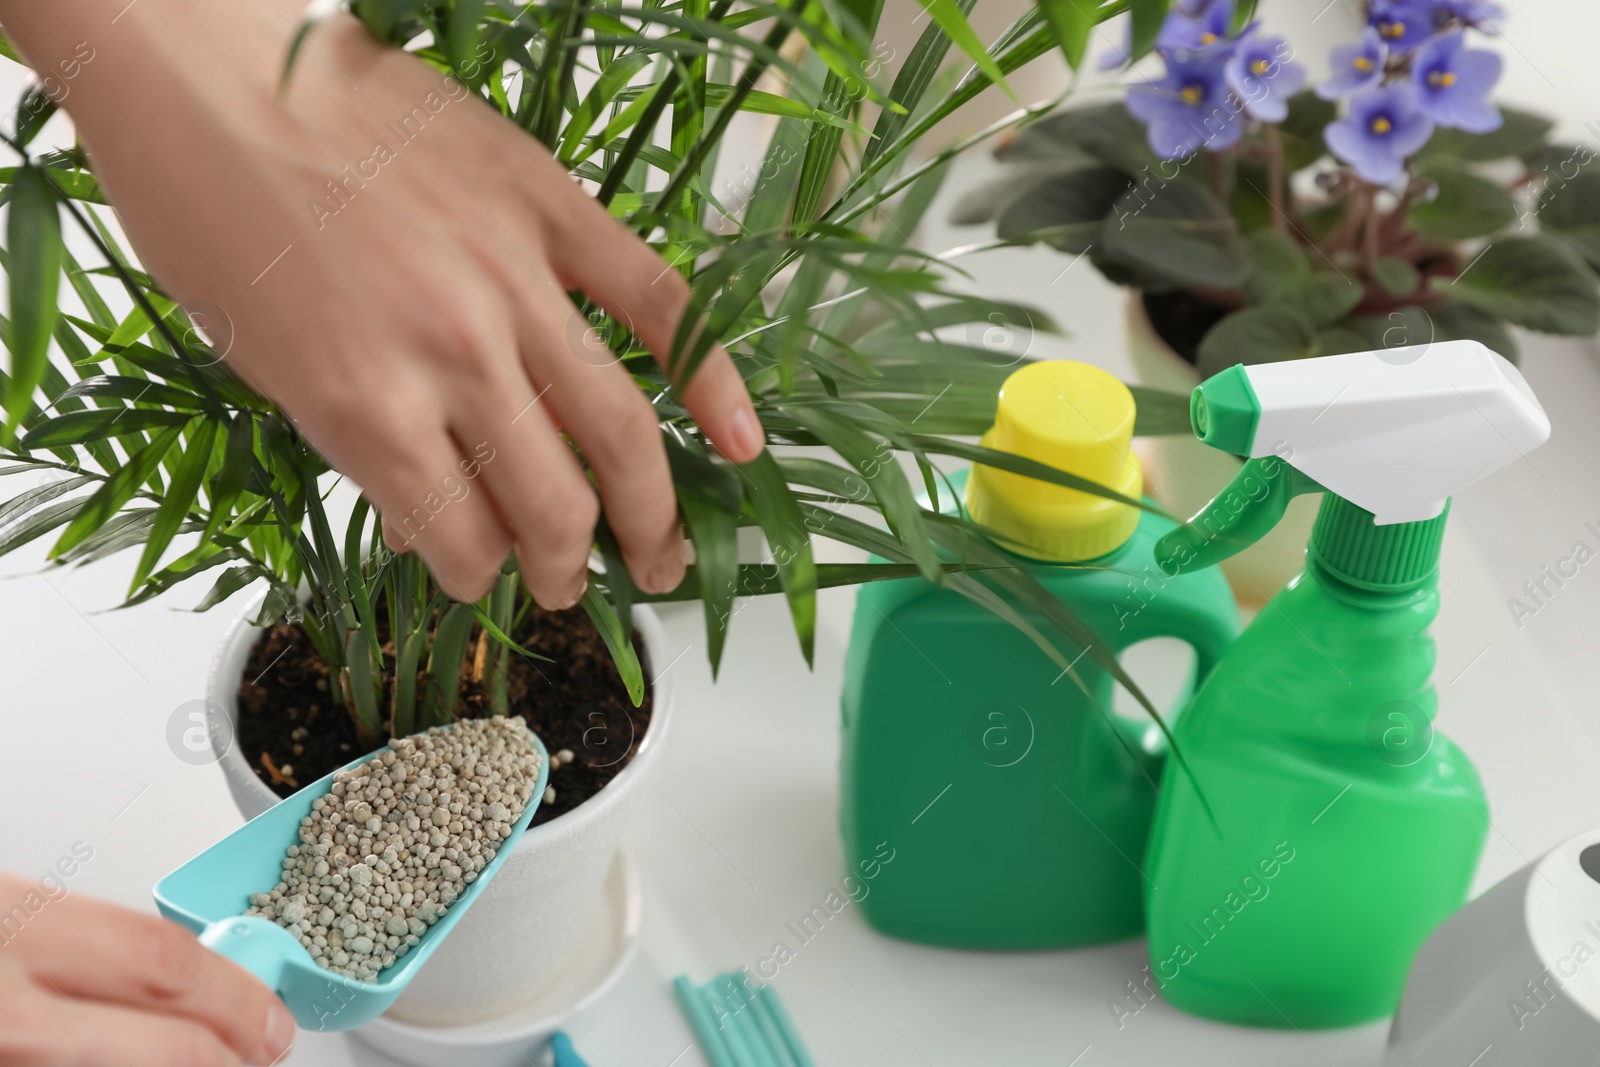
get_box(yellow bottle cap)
[966,360,1142,562]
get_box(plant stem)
[792,83,1070,279]
[597,77,676,208]
[1379,173,1420,246]
[1264,125,1287,232]
[1330,177,1368,253]
[646,0,800,229]
[1362,184,1381,267]
[487,571,516,716]
[1206,150,1225,202]
[821,16,1053,229]
[597,0,738,209]
[668,0,710,268]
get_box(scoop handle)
[199,916,301,993]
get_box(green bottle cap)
[1190,364,1260,457]
[1309,495,1450,593]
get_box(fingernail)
[642,557,685,595]
[727,406,764,463]
[257,1000,295,1064]
[555,579,587,610]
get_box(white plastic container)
[1386,828,1600,1065]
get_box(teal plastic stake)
[740,978,798,1067]
[704,979,763,1067]
[755,985,814,1067]
[738,975,788,1067]
[673,976,735,1067]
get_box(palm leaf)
[51,422,187,558]
[131,419,217,591]
[739,449,817,664]
[582,582,645,705]
[3,164,62,442]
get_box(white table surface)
[8,277,1600,1067]
[9,3,1600,1064]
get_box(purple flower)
[1411,30,1502,132]
[1317,27,1387,100]
[1224,29,1307,122]
[1369,0,1437,52]
[1127,54,1244,159]
[1157,0,1239,58]
[1433,0,1506,32]
[1325,82,1435,184]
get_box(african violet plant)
[961,0,1600,376]
[0,0,1204,762]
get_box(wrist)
[0,0,296,146]
[0,0,107,69]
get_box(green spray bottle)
[839,360,1239,949]
[1142,340,1550,1028]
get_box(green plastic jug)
[1142,342,1550,1027]
[840,361,1239,949]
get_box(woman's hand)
[0,0,763,608]
[0,874,295,1066]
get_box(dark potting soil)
[1142,289,1232,367]
[235,605,652,828]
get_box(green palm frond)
[0,0,1187,753]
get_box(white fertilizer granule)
[245,716,542,981]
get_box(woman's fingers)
[446,357,602,612]
[539,177,765,464]
[0,878,292,1066]
[292,389,512,603]
[28,991,244,1067]
[371,442,513,605]
[30,0,761,611]
[512,296,686,595]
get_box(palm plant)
[0,0,1200,770]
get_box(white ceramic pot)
[1125,292,1320,605]
[355,852,642,1067]
[209,596,674,1026]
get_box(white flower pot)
[1125,292,1320,605]
[209,595,674,1027]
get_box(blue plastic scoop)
[154,728,550,1032]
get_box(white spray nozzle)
[1194,340,1550,525]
